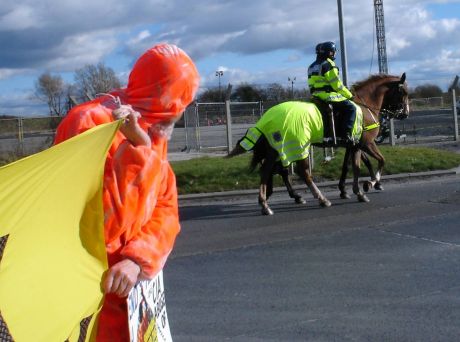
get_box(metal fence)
[0,116,63,161]
[169,101,264,152]
[1,97,459,161]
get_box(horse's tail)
[226,134,267,173]
[250,135,270,172]
[227,127,263,159]
[226,137,247,158]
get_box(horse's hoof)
[358,194,370,203]
[363,181,371,193]
[294,196,307,204]
[340,192,351,199]
[262,207,274,215]
[374,183,384,191]
[319,199,332,207]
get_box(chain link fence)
[169,101,264,152]
[1,96,459,162]
[389,96,459,145]
[0,116,63,162]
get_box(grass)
[2,145,459,195]
[171,146,460,195]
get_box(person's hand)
[113,106,151,146]
[102,259,141,297]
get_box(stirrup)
[323,137,333,143]
[322,146,335,163]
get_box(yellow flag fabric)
[0,120,121,342]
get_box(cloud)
[0,0,459,110]
[0,90,48,116]
[0,4,41,31]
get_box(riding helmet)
[318,41,336,59]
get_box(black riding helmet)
[315,43,322,54]
[317,41,336,60]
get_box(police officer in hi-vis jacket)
[308,41,356,145]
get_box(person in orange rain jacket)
[54,43,200,341]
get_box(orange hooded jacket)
[54,44,199,341]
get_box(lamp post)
[337,0,348,86]
[216,70,224,101]
[288,77,296,99]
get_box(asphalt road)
[164,174,460,341]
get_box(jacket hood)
[112,43,200,125]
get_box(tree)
[74,63,121,100]
[410,84,443,98]
[35,72,67,116]
[197,88,222,102]
[231,83,264,102]
[261,83,288,102]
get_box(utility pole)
[337,0,348,86]
[216,70,224,101]
[374,0,394,146]
[374,0,388,74]
[288,77,296,99]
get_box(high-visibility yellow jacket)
[240,101,363,167]
[308,58,352,102]
[240,101,324,167]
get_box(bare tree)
[74,63,121,100]
[262,83,288,102]
[35,72,67,116]
[231,83,265,102]
[410,84,443,98]
[197,88,222,102]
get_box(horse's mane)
[351,74,398,92]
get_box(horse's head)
[381,73,410,120]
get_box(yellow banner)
[0,120,120,342]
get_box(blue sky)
[0,0,459,116]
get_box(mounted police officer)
[308,41,356,145]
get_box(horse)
[228,73,409,215]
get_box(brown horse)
[228,73,409,215]
[338,73,409,199]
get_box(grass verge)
[171,146,460,195]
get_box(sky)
[0,0,459,116]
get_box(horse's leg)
[360,152,376,192]
[266,172,274,200]
[351,148,369,203]
[296,159,331,207]
[258,151,277,215]
[280,165,306,204]
[338,147,352,199]
[361,141,385,191]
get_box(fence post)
[225,100,232,153]
[195,103,201,151]
[225,84,233,153]
[449,75,459,141]
[389,119,395,146]
[17,117,24,155]
[183,105,190,151]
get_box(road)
[164,175,460,341]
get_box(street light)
[216,70,224,101]
[288,77,296,99]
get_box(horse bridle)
[354,80,409,121]
[380,80,409,120]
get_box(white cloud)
[0,5,41,30]
[47,30,119,71]
[0,68,28,80]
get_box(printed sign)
[127,271,172,342]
